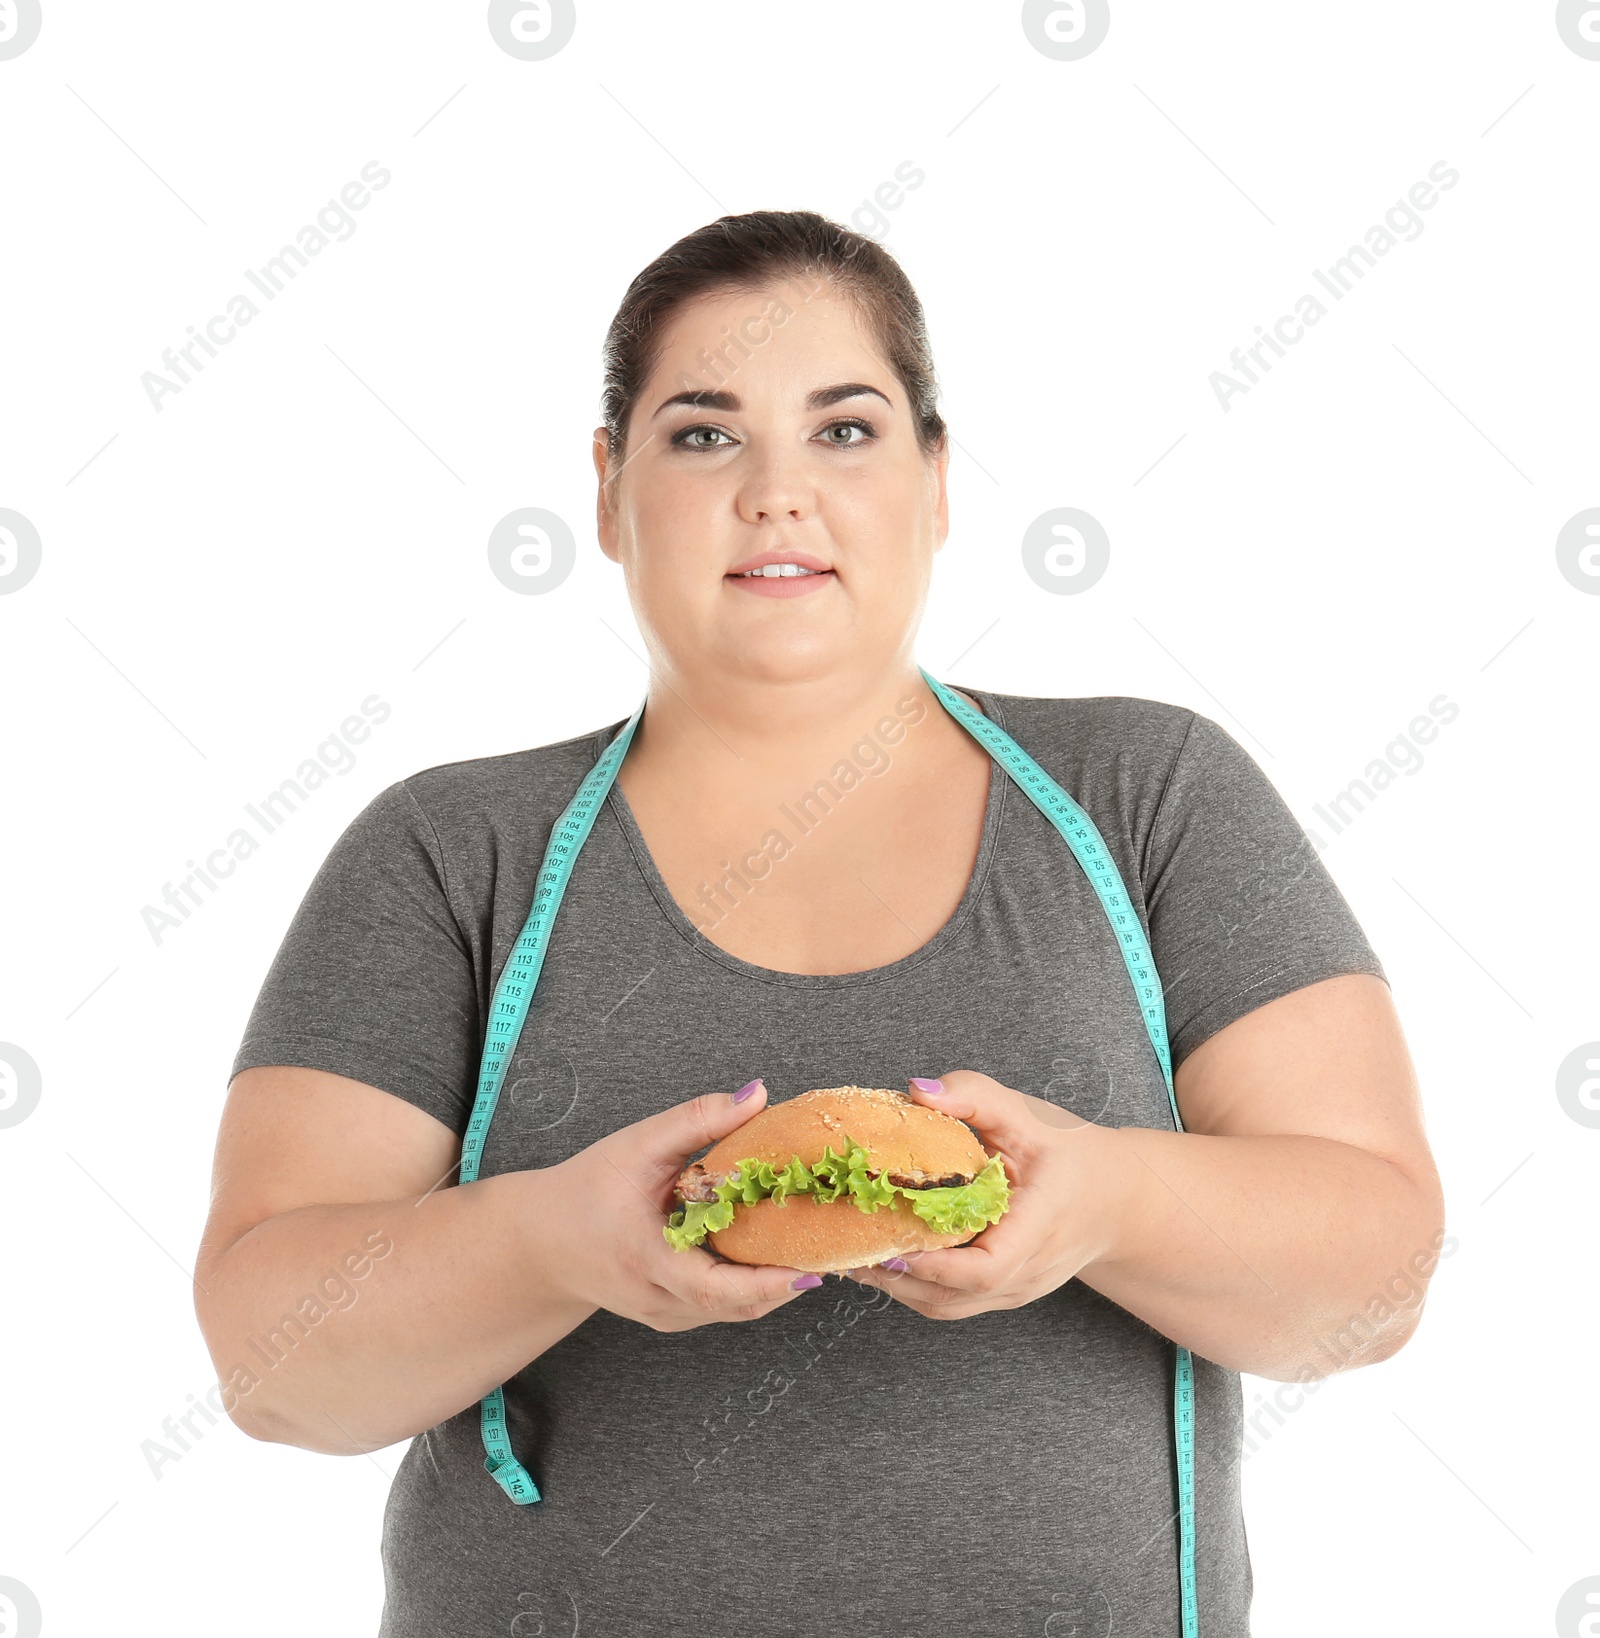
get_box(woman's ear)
[930,442,951,552]
[593,428,620,564]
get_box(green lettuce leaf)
[662,1135,1011,1252]
[898,1153,1012,1235]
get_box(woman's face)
[594,279,949,693]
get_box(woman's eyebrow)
[650,382,894,419]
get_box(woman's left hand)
[844,1070,1124,1319]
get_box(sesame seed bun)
[679,1085,998,1275]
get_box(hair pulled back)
[598,209,946,482]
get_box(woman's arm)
[854,975,1447,1382]
[1078,972,1448,1380]
[193,1066,597,1456]
[196,1067,826,1456]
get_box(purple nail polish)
[880,1257,909,1272]
[909,1076,944,1095]
[790,1272,822,1290]
[732,1078,764,1104]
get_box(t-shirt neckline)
[590,686,1011,989]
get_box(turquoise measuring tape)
[458,668,1200,1637]
[921,672,1200,1638]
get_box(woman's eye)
[669,418,876,451]
[819,418,874,446]
[672,425,735,450]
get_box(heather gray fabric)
[230,686,1387,1638]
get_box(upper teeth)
[742,563,822,577]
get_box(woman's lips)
[725,569,836,599]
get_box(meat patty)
[884,1169,975,1191]
[673,1162,725,1204]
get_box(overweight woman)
[194,210,1447,1637]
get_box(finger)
[851,1234,1003,1296]
[850,1259,970,1311]
[917,1169,1069,1291]
[624,1077,771,1177]
[853,1254,1028,1319]
[658,1245,824,1312]
[904,1069,1038,1154]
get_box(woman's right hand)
[535,1078,824,1331]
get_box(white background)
[2,3,1596,1635]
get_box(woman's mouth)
[725,564,836,598]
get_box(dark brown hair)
[598,209,947,484]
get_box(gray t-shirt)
[230,685,1387,1638]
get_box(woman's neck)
[616,663,978,807]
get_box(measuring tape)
[921,670,1199,1638]
[455,691,647,1505]
[458,670,1200,1636]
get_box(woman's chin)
[717,633,854,684]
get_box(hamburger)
[663,1085,1012,1275]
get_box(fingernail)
[790,1273,822,1290]
[732,1078,764,1104]
[880,1257,909,1272]
[909,1076,944,1095]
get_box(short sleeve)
[1141,711,1388,1072]
[229,779,480,1135]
